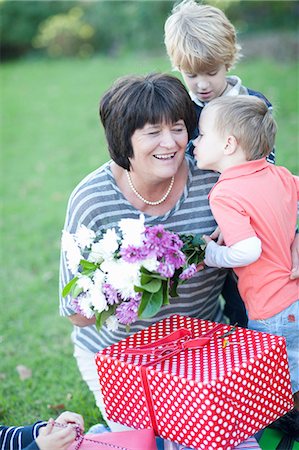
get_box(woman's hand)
[36,418,78,450]
[209,226,224,245]
[69,313,96,327]
[290,233,299,280]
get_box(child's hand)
[209,226,224,245]
[202,234,213,244]
[56,410,84,432]
[290,233,299,280]
[36,418,78,450]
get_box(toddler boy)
[193,95,299,410]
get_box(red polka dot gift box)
[95,315,293,450]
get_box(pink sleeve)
[209,193,257,247]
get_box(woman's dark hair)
[99,73,197,170]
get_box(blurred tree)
[0,1,75,59]
[32,6,95,58]
[0,0,298,61]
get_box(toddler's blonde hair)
[164,0,241,73]
[204,96,276,160]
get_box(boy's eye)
[185,73,196,79]
[208,71,218,76]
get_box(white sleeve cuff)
[204,236,262,268]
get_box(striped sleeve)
[0,422,46,450]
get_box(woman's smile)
[153,152,176,160]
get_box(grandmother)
[59,73,226,430]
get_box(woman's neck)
[111,159,188,216]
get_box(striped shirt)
[0,422,45,450]
[59,156,227,353]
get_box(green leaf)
[140,273,153,285]
[138,288,163,319]
[80,259,99,270]
[95,306,116,331]
[141,278,162,293]
[134,285,145,293]
[162,279,170,305]
[169,268,182,297]
[62,276,78,297]
[71,283,83,298]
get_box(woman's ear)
[224,135,238,155]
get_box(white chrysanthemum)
[76,275,93,292]
[89,285,108,314]
[142,256,159,272]
[119,214,145,247]
[79,294,94,319]
[102,259,141,299]
[75,225,96,249]
[106,315,119,331]
[88,228,119,262]
[93,269,106,288]
[61,230,82,274]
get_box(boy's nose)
[192,137,199,147]
[197,79,209,90]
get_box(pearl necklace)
[126,170,175,206]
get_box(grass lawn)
[0,54,298,437]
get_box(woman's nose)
[160,131,176,148]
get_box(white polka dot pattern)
[95,315,293,450]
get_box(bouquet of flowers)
[62,215,205,331]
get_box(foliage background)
[1,0,298,60]
[0,0,298,441]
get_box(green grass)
[0,54,298,432]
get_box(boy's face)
[181,64,227,103]
[193,107,226,172]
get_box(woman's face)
[129,120,188,180]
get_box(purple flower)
[143,226,184,263]
[120,245,149,262]
[102,283,120,305]
[164,250,186,269]
[70,296,85,315]
[115,294,141,325]
[179,263,197,280]
[157,262,175,278]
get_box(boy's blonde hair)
[204,96,277,160]
[164,0,241,73]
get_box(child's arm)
[203,235,262,268]
[0,422,46,450]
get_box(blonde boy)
[193,95,299,409]
[164,0,275,163]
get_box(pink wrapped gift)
[96,315,293,450]
[67,428,157,450]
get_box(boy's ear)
[224,135,238,155]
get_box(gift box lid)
[97,314,290,385]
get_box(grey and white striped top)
[59,156,227,353]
